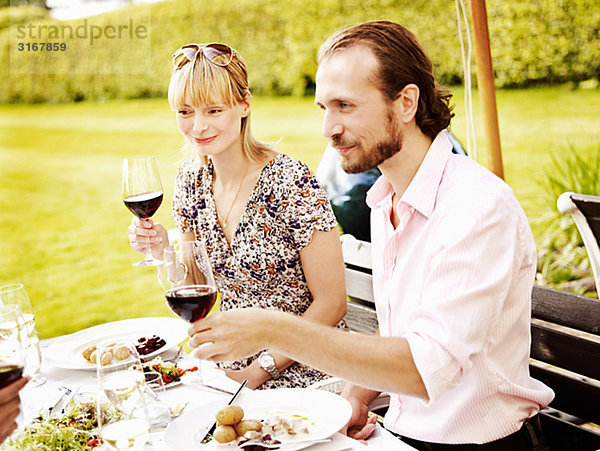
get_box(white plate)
[164,388,352,450]
[44,317,189,370]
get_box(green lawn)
[1,86,599,339]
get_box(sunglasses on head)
[171,43,235,70]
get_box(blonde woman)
[128,43,347,389]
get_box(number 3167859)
[17,42,67,51]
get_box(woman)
[128,43,347,389]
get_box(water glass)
[0,284,45,386]
[142,372,172,434]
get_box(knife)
[200,379,248,444]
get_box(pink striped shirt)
[366,131,554,444]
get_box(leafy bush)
[0,0,599,103]
[535,146,600,294]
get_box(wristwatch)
[258,352,280,379]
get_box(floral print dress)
[173,153,342,388]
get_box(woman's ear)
[240,94,251,118]
[394,83,419,123]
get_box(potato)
[213,425,237,444]
[100,351,114,365]
[235,419,262,437]
[89,350,98,364]
[82,345,96,361]
[215,405,244,425]
[113,345,129,361]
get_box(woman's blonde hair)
[168,45,272,164]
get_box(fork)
[47,385,71,417]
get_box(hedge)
[0,0,598,103]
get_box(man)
[189,21,554,449]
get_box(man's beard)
[333,110,403,174]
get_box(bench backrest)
[340,234,600,449]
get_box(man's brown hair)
[318,21,454,140]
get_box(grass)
[1,86,599,339]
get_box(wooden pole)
[470,0,504,179]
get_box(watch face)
[259,353,274,367]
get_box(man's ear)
[394,83,419,123]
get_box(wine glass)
[96,340,150,450]
[122,157,164,267]
[160,240,217,384]
[0,284,45,386]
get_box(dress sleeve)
[172,160,197,233]
[279,160,338,250]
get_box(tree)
[0,0,49,9]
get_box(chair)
[557,192,600,293]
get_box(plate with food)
[44,317,188,370]
[143,356,199,388]
[164,388,352,450]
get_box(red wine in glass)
[165,285,217,323]
[0,363,24,389]
[122,157,164,266]
[124,192,163,219]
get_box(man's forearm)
[267,312,428,398]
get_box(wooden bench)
[339,234,600,450]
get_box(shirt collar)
[366,130,453,218]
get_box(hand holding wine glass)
[122,157,164,267]
[0,305,29,439]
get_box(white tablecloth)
[14,335,414,450]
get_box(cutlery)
[163,344,185,363]
[59,385,80,415]
[238,437,333,449]
[48,385,71,417]
[199,379,247,444]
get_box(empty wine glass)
[96,340,150,450]
[122,156,164,266]
[0,284,45,386]
[160,240,217,385]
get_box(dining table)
[13,317,415,450]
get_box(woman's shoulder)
[266,153,314,182]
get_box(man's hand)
[340,384,380,442]
[0,376,29,444]
[188,308,275,362]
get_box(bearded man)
[188,21,554,450]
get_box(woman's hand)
[128,217,169,259]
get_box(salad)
[143,356,198,385]
[1,400,122,450]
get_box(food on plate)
[213,425,238,443]
[261,412,312,437]
[216,405,244,425]
[135,335,167,356]
[0,399,120,450]
[235,419,263,437]
[81,334,167,365]
[207,405,313,446]
[143,356,198,385]
[81,345,96,361]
